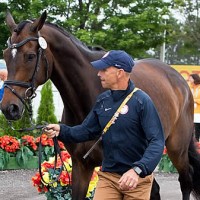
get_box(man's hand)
[118,169,139,190]
[43,124,60,138]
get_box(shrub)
[37,80,58,124]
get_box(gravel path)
[0,169,45,200]
[0,170,195,200]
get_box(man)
[0,69,8,101]
[45,50,164,200]
[188,74,200,141]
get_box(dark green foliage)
[0,3,9,58]
[0,108,36,138]
[0,149,10,169]
[1,0,173,59]
[37,80,58,124]
[16,146,34,167]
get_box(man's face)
[97,66,121,89]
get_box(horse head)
[1,11,53,120]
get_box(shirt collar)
[111,80,135,101]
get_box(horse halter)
[4,35,49,116]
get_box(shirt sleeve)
[133,95,165,177]
[57,106,102,144]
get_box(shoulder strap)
[103,87,139,133]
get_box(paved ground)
[0,169,195,200]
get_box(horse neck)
[45,27,105,124]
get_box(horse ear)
[5,11,17,33]
[30,10,47,32]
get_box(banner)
[172,65,200,121]
[171,65,200,81]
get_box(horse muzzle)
[1,103,23,120]
[1,97,24,120]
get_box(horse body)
[1,11,200,200]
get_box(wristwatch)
[133,166,142,176]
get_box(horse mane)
[44,22,105,52]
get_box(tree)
[61,0,173,58]
[1,0,173,59]
[0,2,10,58]
[37,80,58,124]
[164,0,200,64]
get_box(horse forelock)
[14,20,32,35]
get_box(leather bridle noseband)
[4,35,49,119]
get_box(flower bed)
[32,150,99,200]
[0,134,65,170]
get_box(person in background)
[188,74,200,141]
[0,69,8,101]
[45,50,165,200]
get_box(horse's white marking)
[11,48,17,58]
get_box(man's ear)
[117,69,125,78]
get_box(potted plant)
[32,150,99,200]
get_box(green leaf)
[16,146,34,167]
[0,149,10,169]
[44,146,50,155]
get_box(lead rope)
[38,128,71,189]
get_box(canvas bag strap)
[103,87,139,134]
[83,87,139,159]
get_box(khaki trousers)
[93,171,153,200]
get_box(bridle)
[4,34,49,128]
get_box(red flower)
[42,161,54,170]
[59,171,72,185]
[32,172,42,186]
[58,141,65,150]
[0,136,20,153]
[61,151,71,161]
[163,146,167,155]
[21,135,37,151]
[35,134,65,150]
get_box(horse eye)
[27,54,36,61]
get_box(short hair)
[190,74,200,85]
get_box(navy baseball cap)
[91,50,134,73]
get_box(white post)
[160,28,166,62]
[160,15,169,63]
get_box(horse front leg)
[71,158,94,200]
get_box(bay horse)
[1,11,200,200]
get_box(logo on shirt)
[120,105,129,115]
[105,108,112,111]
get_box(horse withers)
[1,11,200,200]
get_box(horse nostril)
[6,104,21,120]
